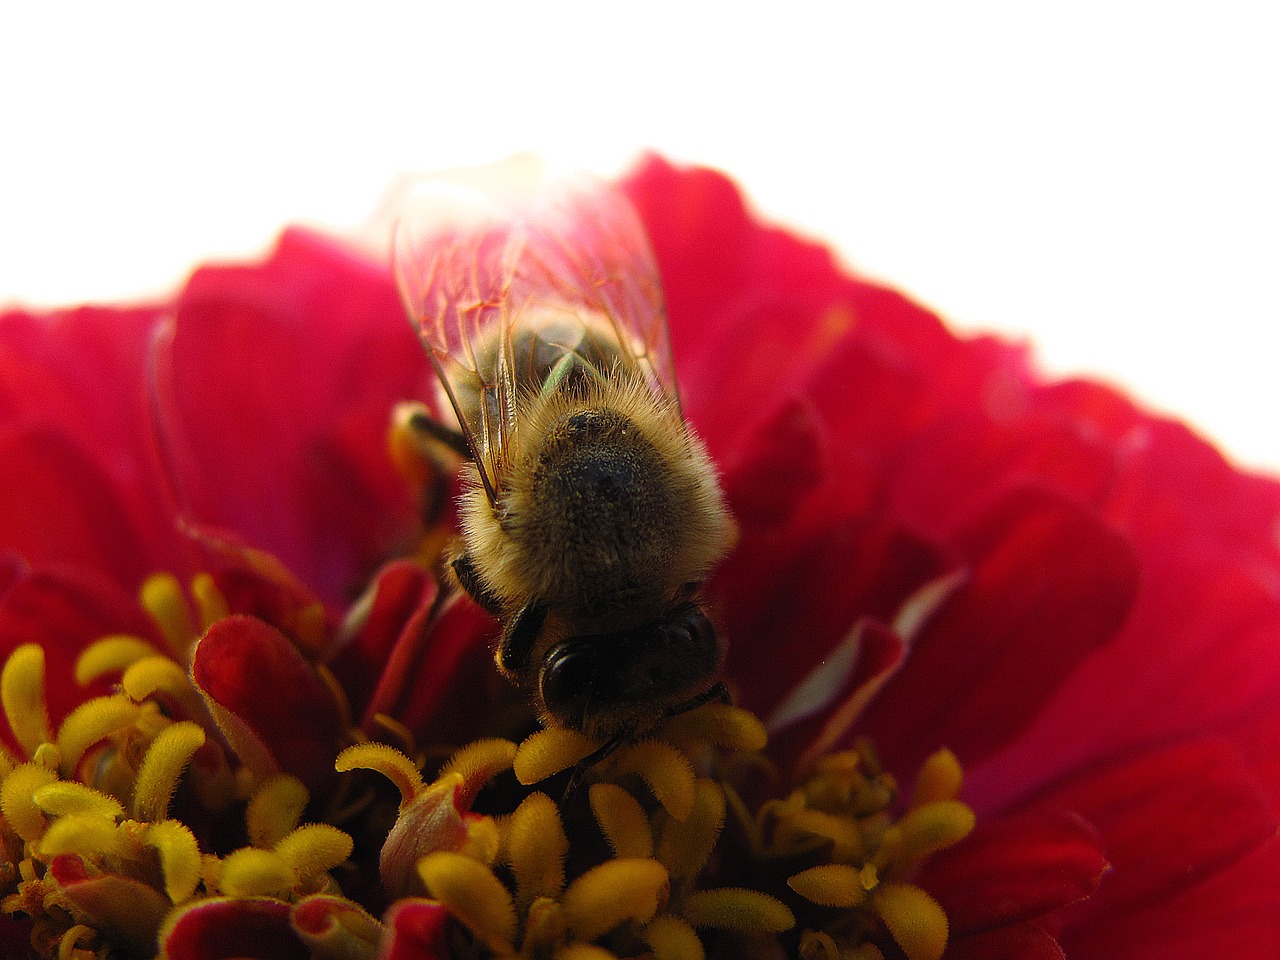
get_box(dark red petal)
[947,922,1066,960]
[328,559,439,722]
[160,897,310,960]
[0,426,154,590]
[191,615,344,786]
[919,808,1108,936]
[381,899,453,960]
[1060,837,1280,959]
[1042,737,1274,920]
[363,593,499,745]
[860,485,1139,775]
[48,855,170,958]
[166,228,427,606]
[0,567,151,737]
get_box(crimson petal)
[946,922,1066,960]
[191,614,344,786]
[860,485,1139,775]
[160,897,310,960]
[381,899,454,960]
[919,808,1107,936]
[1044,736,1275,920]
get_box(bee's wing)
[393,173,676,504]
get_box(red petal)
[0,426,153,589]
[381,899,453,960]
[166,228,427,606]
[919,808,1108,936]
[0,567,151,736]
[191,615,344,786]
[363,594,499,745]
[329,560,439,723]
[1042,737,1275,920]
[160,898,310,960]
[947,922,1066,960]
[48,855,171,958]
[1060,837,1280,959]
[860,485,1139,775]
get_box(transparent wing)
[393,171,676,503]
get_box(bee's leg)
[403,404,472,459]
[450,553,507,619]
[396,402,472,527]
[497,600,548,675]
[563,736,624,796]
[666,681,732,718]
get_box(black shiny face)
[536,604,720,741]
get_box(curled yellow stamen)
[508,791,568,909]
[55,695,143,777]
[656,779,725,882]
[219,847,297,898]
[561,858,669,941]
[32,781,126,820]
[589,783,654,859]
[681,888,795,933]
[38,813,132,860]
[439,737,517,807]
[2,644,53,755]
[147,819,202,903]
[121,656,207,719]
[75,634,164,685]
[418,852,517,953]
[132,720,206,822]
[643,915,705,960]
[141,572,197,656]
[910,748,963,807]
[335,742,425,804]
[610,741,696,821]
[274,823,355,881]
[660,703,768,752]
[246,774,309,849]
[1,762,57,843]
[514,728,599,784]
[872,883,948,960]
[190,573,230,631]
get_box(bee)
[392,169,735,751]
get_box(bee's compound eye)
[540,639,598,731]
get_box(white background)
[3,2,1278,469]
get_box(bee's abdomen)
[524,407,678,603]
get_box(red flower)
[0,156,1276,959]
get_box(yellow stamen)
[439,737,517,807]
[121,656,208,719]
[788,864,870,908]
[146,819,202,903]
[219,847,297,898]
[31,781,125,820]
[418,851,517,953]
[680,888,794,933]
[557,945,621,960]
[513,728,599,784]
[589,783,654,859]
[294,602,329,658]
[643,915,705,960]
[871,883,948,960]
[38,813,132,860]
[75,635,163,685]
[660,703,767,752]
[140,572,197,656]
[245,773,309,849]
[508,791,568,909]
[2,644,53,755]
[335,742,425,804]
[561,858,669,941]
[894,800,976,861]
[274,823,355,880]
[610,741,696,821]
[1,762,57,842]
[655,779,725,882]
[56,925,98,960]
[132,720,206,822]
[910,749,963,807]
[55,695,143,777]
[190,572,230,631]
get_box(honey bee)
[393,170,734,751]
